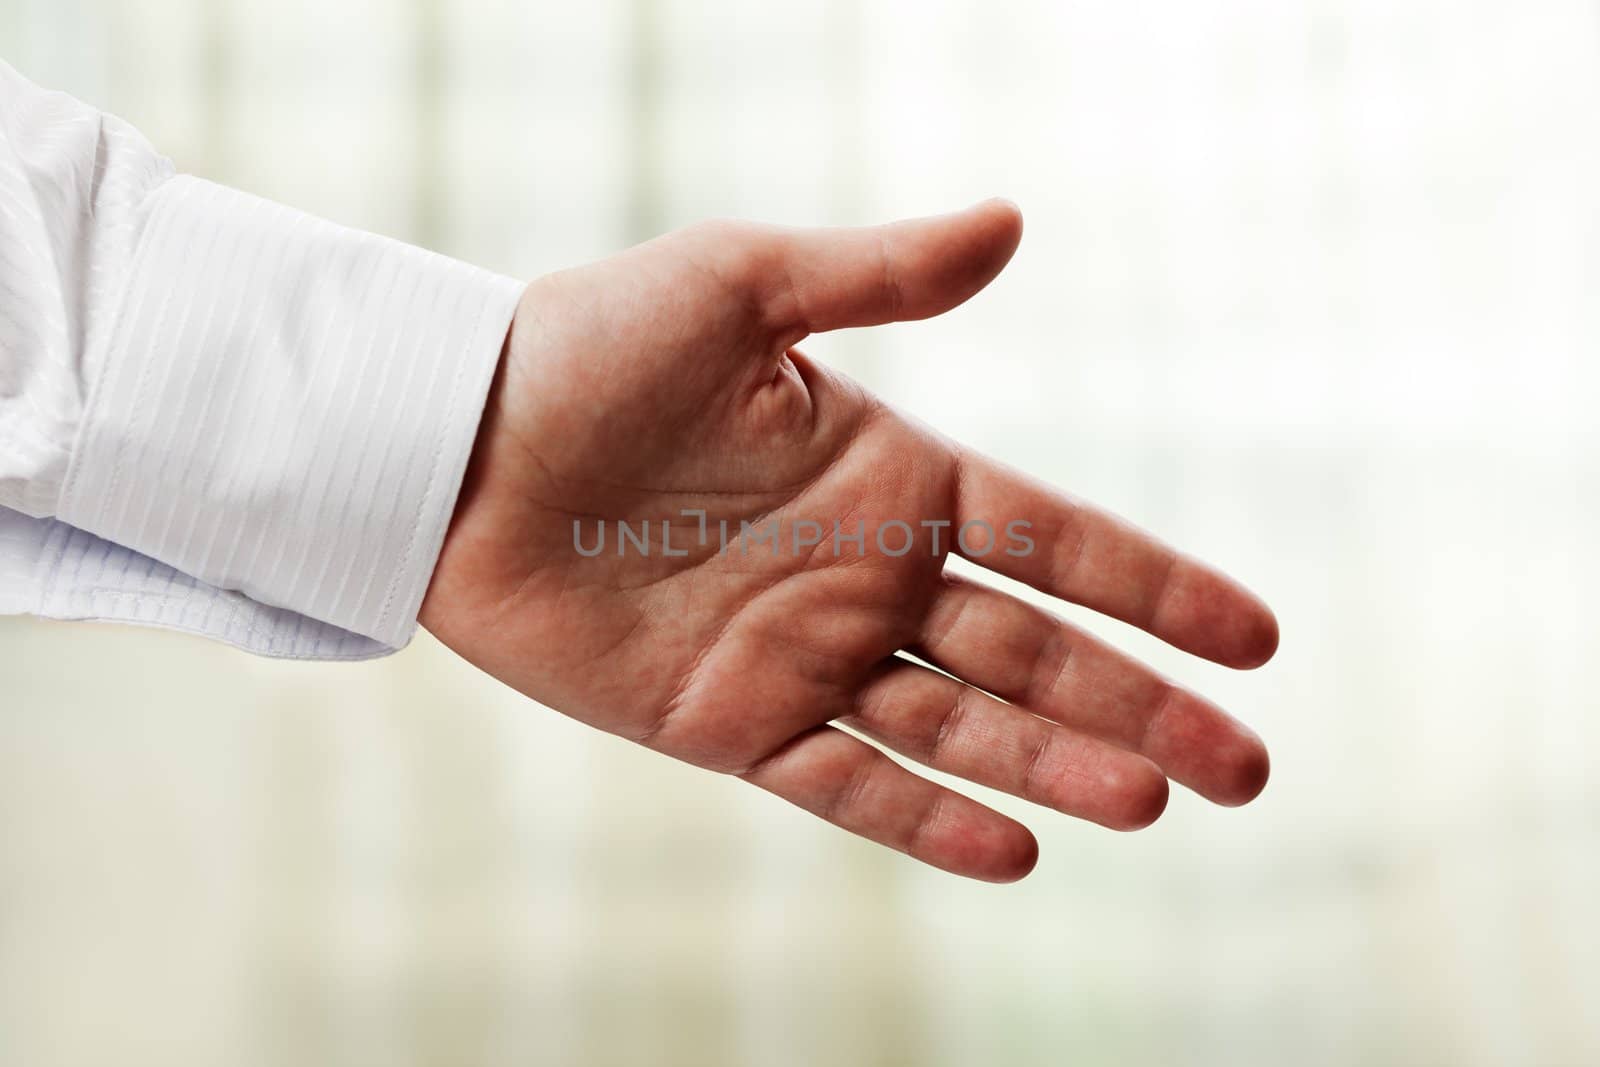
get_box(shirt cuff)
[54,175,524,652]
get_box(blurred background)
[4,1,1600,1064]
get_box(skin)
[419,200,1278,883]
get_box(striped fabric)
[0,61,524,659]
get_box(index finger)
[949,446,1279,669]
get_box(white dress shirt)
[0,61,524,659]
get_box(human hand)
[419,200,1277,882]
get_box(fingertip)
[929,809,1039,883]
[1213,733,1271,807]
[968,197,1024,270]
[914,199,1024,306]
[1210,595,1278,670]
[976,196,1023,239]
[1158,566,1281,670]
[985,822,1041,883]
[1235,601,1281,670]
[1104,759,1171,832]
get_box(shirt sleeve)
[0,60,524,659]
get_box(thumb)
[765,198,1023,337]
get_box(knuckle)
[1024,626,1075,709]
[905,791,948,859]
[685,730,754,776]
[1018,732,1058,805]
[690,217,769,272]
[1138,685,1183,751]
[925,686,970,766]
[692,215,752,241]
[824,754,879,826]
[647,700,761,776]
[682,219,789,325]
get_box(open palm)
[420,201,1277,881]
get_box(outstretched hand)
[419,200,1277,882]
